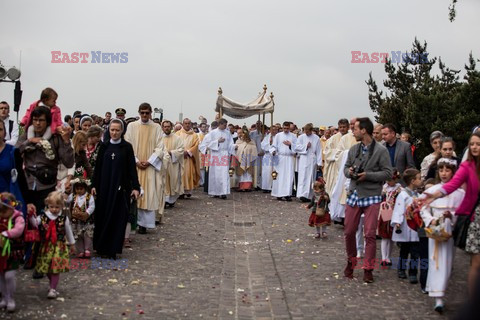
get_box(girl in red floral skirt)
[307,180,331,239]
[377,170,401,267]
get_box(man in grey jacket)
[343,117,392,283]
[16,106,74,212]
[381,123,416,176]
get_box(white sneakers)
[47,289,60,299]
[0,299,15,313]
[6,300,15,313]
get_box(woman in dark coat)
[92,119,140,259]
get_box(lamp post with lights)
[0,62,22,121]
[153,107,163,123]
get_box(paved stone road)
[4,189,470,319]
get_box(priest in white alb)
[199,118,235,199]
[269,121,297,201]
[124,103,168,234]
[330,118,358,222]
[294,123,323,202]
[323,118,350,194]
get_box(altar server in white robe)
[269,121,297,201]
[260,125,278,191]
[199,118,235,199]
[294,123,323,202]
[420,159,464,312]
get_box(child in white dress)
[420,158,464,313]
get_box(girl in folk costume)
[378,169,402,267]
[72,131,93,180]
[234,127,258,191]
[306,180,331,239]
[391,168,423,283]
[67,178,95,258]
[86,125,103,172]
[420,158,464,313]
[0,193,25,313]
[29,191,75,299]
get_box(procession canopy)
[216,85,275,119]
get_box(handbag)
[379,202,393,221]
[27,166,57,185]
[24,218,40,242]
[453,194,480,250]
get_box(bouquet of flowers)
[38,139,55,160]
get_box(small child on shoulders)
[20,87,63,140]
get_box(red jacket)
[441,160,480,220]
[20,101,63,133]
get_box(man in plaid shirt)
[342,117,392,283]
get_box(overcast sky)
[1,0,479,127]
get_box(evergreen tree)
[367,39,480,166]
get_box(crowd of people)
[0,88,479,315]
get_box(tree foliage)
[367,38,480,164]
[449,0,458,22]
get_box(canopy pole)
[262,112,266,137]
[217,87,223,120]
[270,91,275,128]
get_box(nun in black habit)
[92,119,140,259]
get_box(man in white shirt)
[0,101,19,146]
